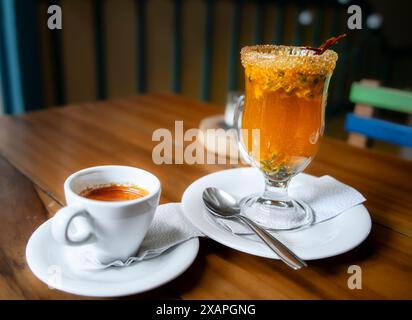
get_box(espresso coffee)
[80,184,149,202]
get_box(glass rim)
[241,45,338,74]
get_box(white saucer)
[181,167,371,260]
[26,219,199,297]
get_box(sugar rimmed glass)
[234,45,338,230]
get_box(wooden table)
[0,94,411,299]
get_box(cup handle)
[51,207,95,246]
[233,95,252,165]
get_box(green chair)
[344,80,412,148]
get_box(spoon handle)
[237,216,307,270]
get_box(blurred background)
[0,0,411,157]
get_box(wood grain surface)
[0,93,411,299]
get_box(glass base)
[240,193,314,231]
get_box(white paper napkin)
[73,203,204,270]
[217,175,366,234]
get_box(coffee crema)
[80,184,149,202]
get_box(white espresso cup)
[51,165,161,264]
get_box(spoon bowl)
[202,187,240,218]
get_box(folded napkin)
[72,203,204,270]
[217,175,366,234]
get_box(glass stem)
[263,178,290,201]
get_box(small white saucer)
[26,219,199,297]
[181,167,371,260]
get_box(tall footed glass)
[234,45,338,230]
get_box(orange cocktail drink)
[240,45,337,181]
[236,45,338,230]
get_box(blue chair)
[345,80,412,148]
